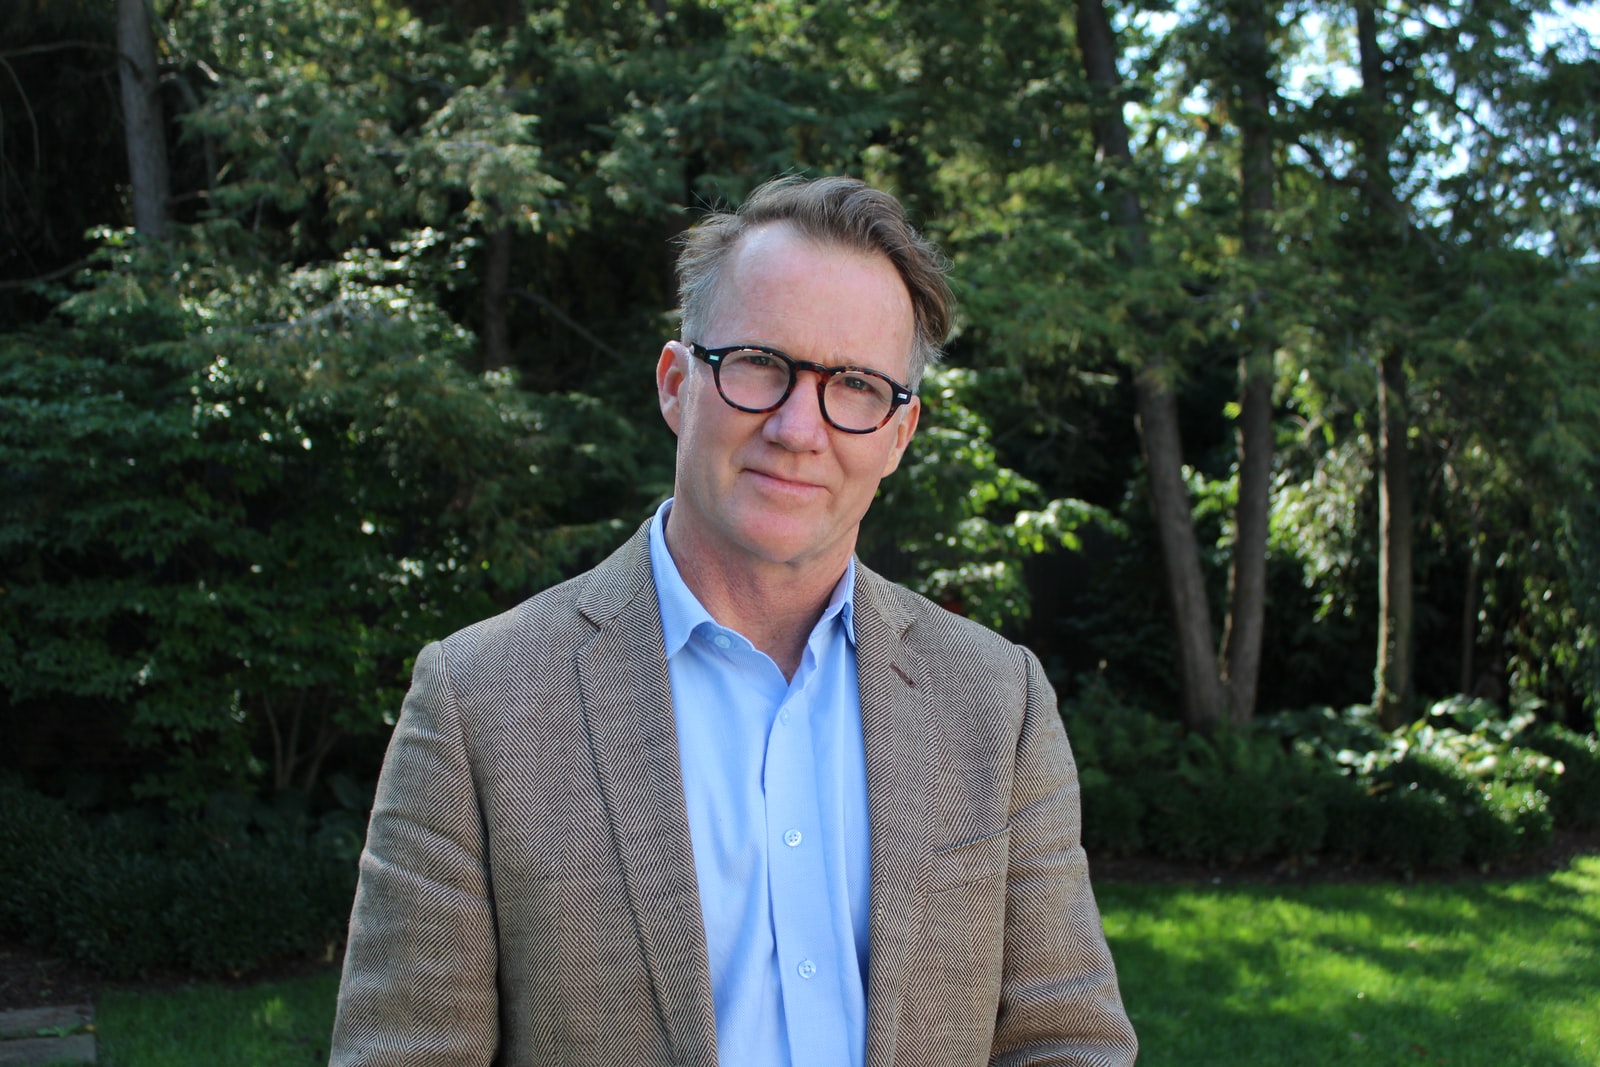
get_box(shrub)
[1079,766,1145,858]
[1194,775,1285,866]
[1370,785,1468,873]
[1062,698,1588,875]
[1524,725,1600,829]
[1319,772,1378,863]
[0,779,357,978]
[1277,767,1336,859]
[0,778,91,941]
[1458,790,1554,870]
[1140,770,1212,863]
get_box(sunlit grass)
[87,858,1600,1066]
[1099,855,1600,1066]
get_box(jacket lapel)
[575,525,719,1067]
[855,567,933,1067]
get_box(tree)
[1218,0,1282,725]
[1073,0,1222,732]
[1070,0,1302,729]
[1353,0,1417,729]
[0,229,637,804]
[115,0,169,238]
[1282,0,1600,727]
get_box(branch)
[0,257,96,290]
[513,289,629,361]
[241,298,352,333]
[0,41,120,60]
[261,694,285,790]
[1290,135,1445,256]
[0,57,40,176]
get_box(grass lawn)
[94,968,339,1066]
[1100,854,1600,1066]
[89,856,1599,1066]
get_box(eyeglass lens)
[717,349,896,432]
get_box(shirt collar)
[648,498,857,657]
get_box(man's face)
[657,223,920,577]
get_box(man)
[331,175,1136,1067]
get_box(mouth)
[746,468,826,494]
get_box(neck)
[664,531,848,682]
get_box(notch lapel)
[855,568,934,1067]
[575,529,718,1067]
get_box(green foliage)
[5,0,1598,812]
[1066,679,1343,867]
[0,777,358,978]
[1069,693,1590,874]
[866,366,1119,631]
[1,228,633,805]
[1524,724,1600,829]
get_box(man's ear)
[657,341,689,435]
[880,394,921,477]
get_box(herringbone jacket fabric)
[330,522,1137,1067]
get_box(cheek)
[676,397,739,470]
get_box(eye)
[720,348,788,373]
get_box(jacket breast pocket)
[924,826,1010,895]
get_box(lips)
[745,467,827,494]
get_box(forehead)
[706,224,916,375]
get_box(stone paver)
[0,1008,92,1042]
[0,1006,95,1066]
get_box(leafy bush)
[1066,694,1591,875]
[1476,781,1554,864]
[1069,685,1362,868]
[1078,766,1145,858]
[1317,770,1377,864]
[1371,784,1468,873]
[0,778,357,978]
[0,779,92,943]
[0,232,639,808]
[1524,725,1600,829]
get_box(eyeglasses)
[689,343,915,435]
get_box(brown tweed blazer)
[330,523,1136,1067]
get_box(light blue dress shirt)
[648,500,870,1067]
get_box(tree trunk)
[1219,0,1277,726]
[1138,378,1228,730]
[1375,350,1414,727]
[1075,0,1225,731]
[1459,525,1478,696]
[1223,366,1273,725]
[116,0,169,239]
[1357,1,1415,729]
[483,223,513,371]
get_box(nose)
[762,368,831,451]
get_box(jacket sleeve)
[989,649,1137,1067]
[330,641,500,1066]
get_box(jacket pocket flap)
[925,826,1010,893]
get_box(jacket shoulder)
[860,566,1033,664]
[435,520,655,685]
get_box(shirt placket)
[763,676,854,1067]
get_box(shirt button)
[798,959,817,979]
[779,710,791,725]
[784,829,802,847]
[712,634,732,649]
